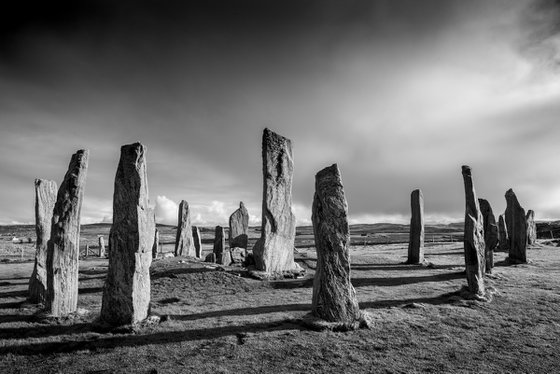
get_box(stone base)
[298,311,373,332]
[247,266,305,281]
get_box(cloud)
[154,195,178,225]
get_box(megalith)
[461,166,485,296]
[174,200,196,257]
[46,149,89,316]
[498,214,508,252]
[152,229,159,259]
[213,225,227,264]
[407,189,424,264]
[526,210,537,245]
[99,236,106,257]
[229,201,249,249]
[253,128,301,274]
[311,164,361,324]
[28,179,57,304]
[100,143,154,325]
[192,226,202,258]
[478,198,498,274]
[505,189,527,264]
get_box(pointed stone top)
[412,188,423,197]
[505,188,515,197]
[461,165,472,174]
[263,128,290,144]
[239,201,245,209]
[316,163,340,179]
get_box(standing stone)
[213,225,226,264]
[498,214,508,252]
[526,210,537,245]
[505,189,528,263]
[192,226,202,258]
[46,150,89,316]
[311,164,361,323]
[99,236,106,258]
[152,229,159,259]
[100,143,153,325]
[253,128,301,274]
[174,200,196,257]
[407,189,424,264]
[229,201,249,249]
[28,179,57,304]
[478,198,498,274]
[461,166,485,296]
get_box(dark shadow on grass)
[360,294,454,309]
[351,271,464,288]
[0,320,306,356]
[424,251,463,256]
[351,264,459,271]
[78,287,103,295]
[0,301,26,309]
[169,303,311,321]
[0,314,40,324]
[151,267,216,279]
[0,322,91,339]
[0,290,28,298]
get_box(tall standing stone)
[253,128,301,274]
[100,143,154,325]
[174,200,196,257]
[312,164,361,324]
[229,201,249,249]
[98,236,106,257]
[461,166,485,296]
[212,226,225,265]
[478,198,498,274]
[505,189,527,263]
[192,226,202,258]
[526,210,537,245]
[498,214,508,252]
[152,229,159,259]
[45,150,89,316]
[407,189,424,264]
[28,179,57,304]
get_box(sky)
[1,0,560,226]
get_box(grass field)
[0,223,559,373]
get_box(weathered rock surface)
[461,166,485,296]
[213,225,225,263]
[192,226,202,258]
[220,250,233,266]
[526,210,537,245]
[100,143,153,325]
[498,214,508,252]
[152,229,159,259]
[505,189,527,263]
[230,247,247,264]
[46,150,89,316]
[229,201,249,249]
[311,164,362,324]
[28,179,57,304]
[478,198,498,274]
[175,200,196,257]
[407,189,424,264]
[98,236,106,258]
[253,128,301,274]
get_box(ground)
[0,224,559,373]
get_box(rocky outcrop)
[28,179,57,304]
[100,143,154,325]
[311,164,362,324]
[175,200,196,257]
[478,198,498,274]
[192,226,202,258]
[253,128,301,274]
[526,210,537,245]
[498,214,508,252]
[46,150,89,316]
[407,189,424,264]
[505,189,527,264]
[229,202,249,249]
[461,166,485,296]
